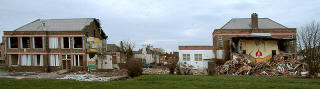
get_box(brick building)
[212,13,296,61]
[2,18,108,72]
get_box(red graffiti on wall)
[256,49,262,58]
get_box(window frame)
[21,37,31,49]
[33,55,43,66]
[9,54,19,66]
[73,55,83,67]
[49,37,59,49]
[33,37,43,49]
[61,37,70,49]
[49,55,59,66]
[73,37,83,49]
[8,37,18,48]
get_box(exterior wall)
[212,28,296,60]
[134,54,155,63]
[97,55,113,69]
[241,40,279,62]
[2,19,107,72]
[178,50,215,70]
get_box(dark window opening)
[243,50,246,54]
[62,37,69,48]
[9,37,18,48]
[272,50,276,57]
[34,37,43,48]
[89,54,95,58]
[22,37,30,48]
[10,54,18,65]
[73,37,83,48]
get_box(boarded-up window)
[33,37,43,48]
[73,37,83,48]
[9,54,18,65]
[21,37,30,48]
[9,37,18,48]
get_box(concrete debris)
[57,73,111,82]
[217,54,307,76]
[143,68,169,74]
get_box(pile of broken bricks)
[217,53,307,77]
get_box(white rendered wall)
[178,50,215,70]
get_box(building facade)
[212,13,296,61]
[178,46,215,70]
[3,18,108,72]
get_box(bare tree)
[297,21,320,78]
[120,40,135,60]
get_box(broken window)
[62,54,71,59]
[183,54,190,61]
[61,37,70,48]
[243,50,246,54]
[33,37,43,48]
[73,37,83,48]
[21,37,30,48]
[9,37,18,48]
[33,55,43,66]
[49,55,59,66]
[272,50,277,57]
[73,55,83,66]
[194,54,202,61]
[218,36,223,48]
[9,54,18,66]
[21,55,31,66]
[49,37,58,48]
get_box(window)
[33,37,43,48]
[62,54,71,59]
[218,36,223,48]
[61,37,70,48]
[33,55,43,66]
[49,37,58,48]
[21,55,31,66]
[9,54,18,66]
[183,54,190,61]
[73,55,83,66]
[73,37,83,48]
[9,37,18,48]
[194,54,202,61]
[272,50,277,57]
[243,50,246,54]
[21,37,30,48]
[289,35,293,39]
[49,55,59,66]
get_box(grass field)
[1,74,320,89]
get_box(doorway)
[62,54,71,70]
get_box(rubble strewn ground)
[57,73,112,81]
[217,53,307,76]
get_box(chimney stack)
[251,13,258,30]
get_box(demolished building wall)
[3,18,108,72]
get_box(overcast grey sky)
[0,0,319,50]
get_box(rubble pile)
[217,54,307,76]
[143,68,169,74]
[57,73,111,82]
